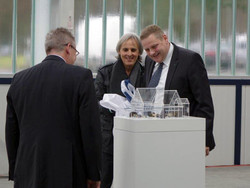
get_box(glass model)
[119,88,189,118]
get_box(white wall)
[241,86,250,164]
[0,83,249,175]
[0,85,10,175]
[205,85,236,166]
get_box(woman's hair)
[45,27,75,54]
[116,33,143,62]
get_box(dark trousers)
[101,130,113,188]
[101,152,113,188]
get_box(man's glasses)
[64,43,80,56]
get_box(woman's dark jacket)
[94,59,144,154]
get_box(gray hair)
[45,27,75,54]
[116,33,143,62]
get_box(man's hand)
[206,147,210,156]
[87,180,101,188]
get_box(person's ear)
[163,34,168,41]
[65,44,70,55]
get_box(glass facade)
[236,0,248,75]
[173,0,185,47]
[124,0,137,34]
[0,0,250,76]
[74,0,86,67]
[0,0,13,74]
[220,0,233,75]
[205,0,217,75]
[141,1,154,30]
[16,0,32,72]
[88,0,103,71]
[106,0,120,65]
[189,0,202,54]
[156,0,170,31]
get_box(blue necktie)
[148,63,163,87]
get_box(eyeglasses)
[64,43,80,56]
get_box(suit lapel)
[165,43,179,90]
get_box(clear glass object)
[176,98,190,116]
[117,88,190,118]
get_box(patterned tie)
[148,63,163,87]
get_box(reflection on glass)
[189,0,201,54]
[87,0,103,72]
[205,0,217,75]
[74,0,85,67]
[236,0,247,75]
[236,34,247,75]
[173,0,185,47]
[220,0,232,75]
[0,0,13,74]
[141,1,153,29]
[124,0,137,34]
[105,0,120,68]
[157,0,169,35]
[16,0,31,72]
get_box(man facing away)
[140,25,215,156]
[5,27,101,188]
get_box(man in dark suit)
[5,27,101,188]
[140,25,215,155]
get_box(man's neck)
[47,51,67,63]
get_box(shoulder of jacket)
[99,63,114,70]
[98,63,115,75]
[173,43,197,56]
[14,65,35,79]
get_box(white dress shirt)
[152,43,174,105]
[154,43,174,89]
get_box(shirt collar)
[162,43,173,67]
[154,42,173,68]
[47,54,66,63]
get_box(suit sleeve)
[188,53,215,150]
[79,70,102,180]
[5,77,20,180]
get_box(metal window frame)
[12,0,17,73]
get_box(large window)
[0,0,250,76]
[16,0,32,72]
[0,0,13,74]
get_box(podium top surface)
[114,116,205,132]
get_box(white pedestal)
[113,117,205,188]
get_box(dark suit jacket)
[5,55,101,188]
[145,43,215,150]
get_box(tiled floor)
[0,177,13,188]
[1,165,250,188]
[206,165,250,188]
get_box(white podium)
[113,117,205,188]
